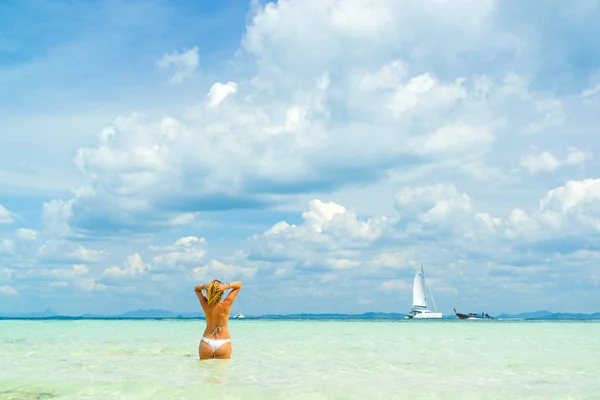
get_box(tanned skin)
[195,281,243,360]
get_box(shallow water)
[1,320,599,399]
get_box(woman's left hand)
[214,282,227,292]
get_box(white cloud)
[249,178,600,283]
[458,161,506,182]
[565,148,592,166]
[0,204,15,224]
[151,236,207,270]
[43,0,570,236]
[520,152,562,173]
[47,65,558,235]
[168,212,200,226]
[49,264,90,279]
[301,200,347,233]
[243,0,499,75]
[15,228,38,241]
[37,241,106,264]
[248,199,401,278]
[0,268,13,281]
[503,179,600,240]
[581,84,600,99]
[520,148,592,174]
[207,81,238,107]
[12,263,107,293]
[0,285,18,296]
[379,280,410,292]
[416,124,494,156]
[158,46,199,83]
[371,252,411,269]
[191,259,256,281]
[41,198,74,237]
[68,245,106,263]
[252,199,393,262]
[0,239,14,254]
[524,98,565,133]
[75,278,107,292]
[103,253,147,279]
[395,183,473,225]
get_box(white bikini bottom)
[201,337,231,353]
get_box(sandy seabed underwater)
[1,319,599,399]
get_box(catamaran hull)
[405,310,443,319]
[412,312,442,319]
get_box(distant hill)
[116,309,179,318]
[0,309,58,318]
[258,312,407,320]
[109,309,205,319]
[497,311,600,320]
[0,309,205,320]
[497,310,554,319]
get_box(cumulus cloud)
[504,179,600,241]
[379,280,410,292]
[416,124,493,156]
[247,177,600,286]
[0,285,18,296]
[151,236,207,270]
[0,239,15,254]
[44,70,543,236]
[251,199,393,267]
[243,0,500,74]
[37,241,106,264]
[191,259,256,281]
[46,264,88,278]
[75,278,108,292]
[207,81,238,107]
[15,228,38,241]
[11,263,103,291]
[395,183,475,230]
[158,46,199,83]
[581,84,600,99]
[520,148,592,174]
[0,204,15,225]
[40,0,581,237]
[103,253,147,279]
[41,198,74,237]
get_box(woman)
[195,280,243,360]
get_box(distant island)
[1,309,600,320]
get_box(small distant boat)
[454,308,492,320]
[233,312,245,319]
[405,265,442,319]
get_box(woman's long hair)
[206,279,224,306]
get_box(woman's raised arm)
[222,281,242,305]
[227,281,243,290]
[195,283,207,293]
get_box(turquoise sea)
[1,320,599,399]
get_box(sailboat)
[405,265,442,319]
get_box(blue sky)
[1,0,600,316]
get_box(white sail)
[412,265,428,308]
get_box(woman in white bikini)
[195,279,243,360]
